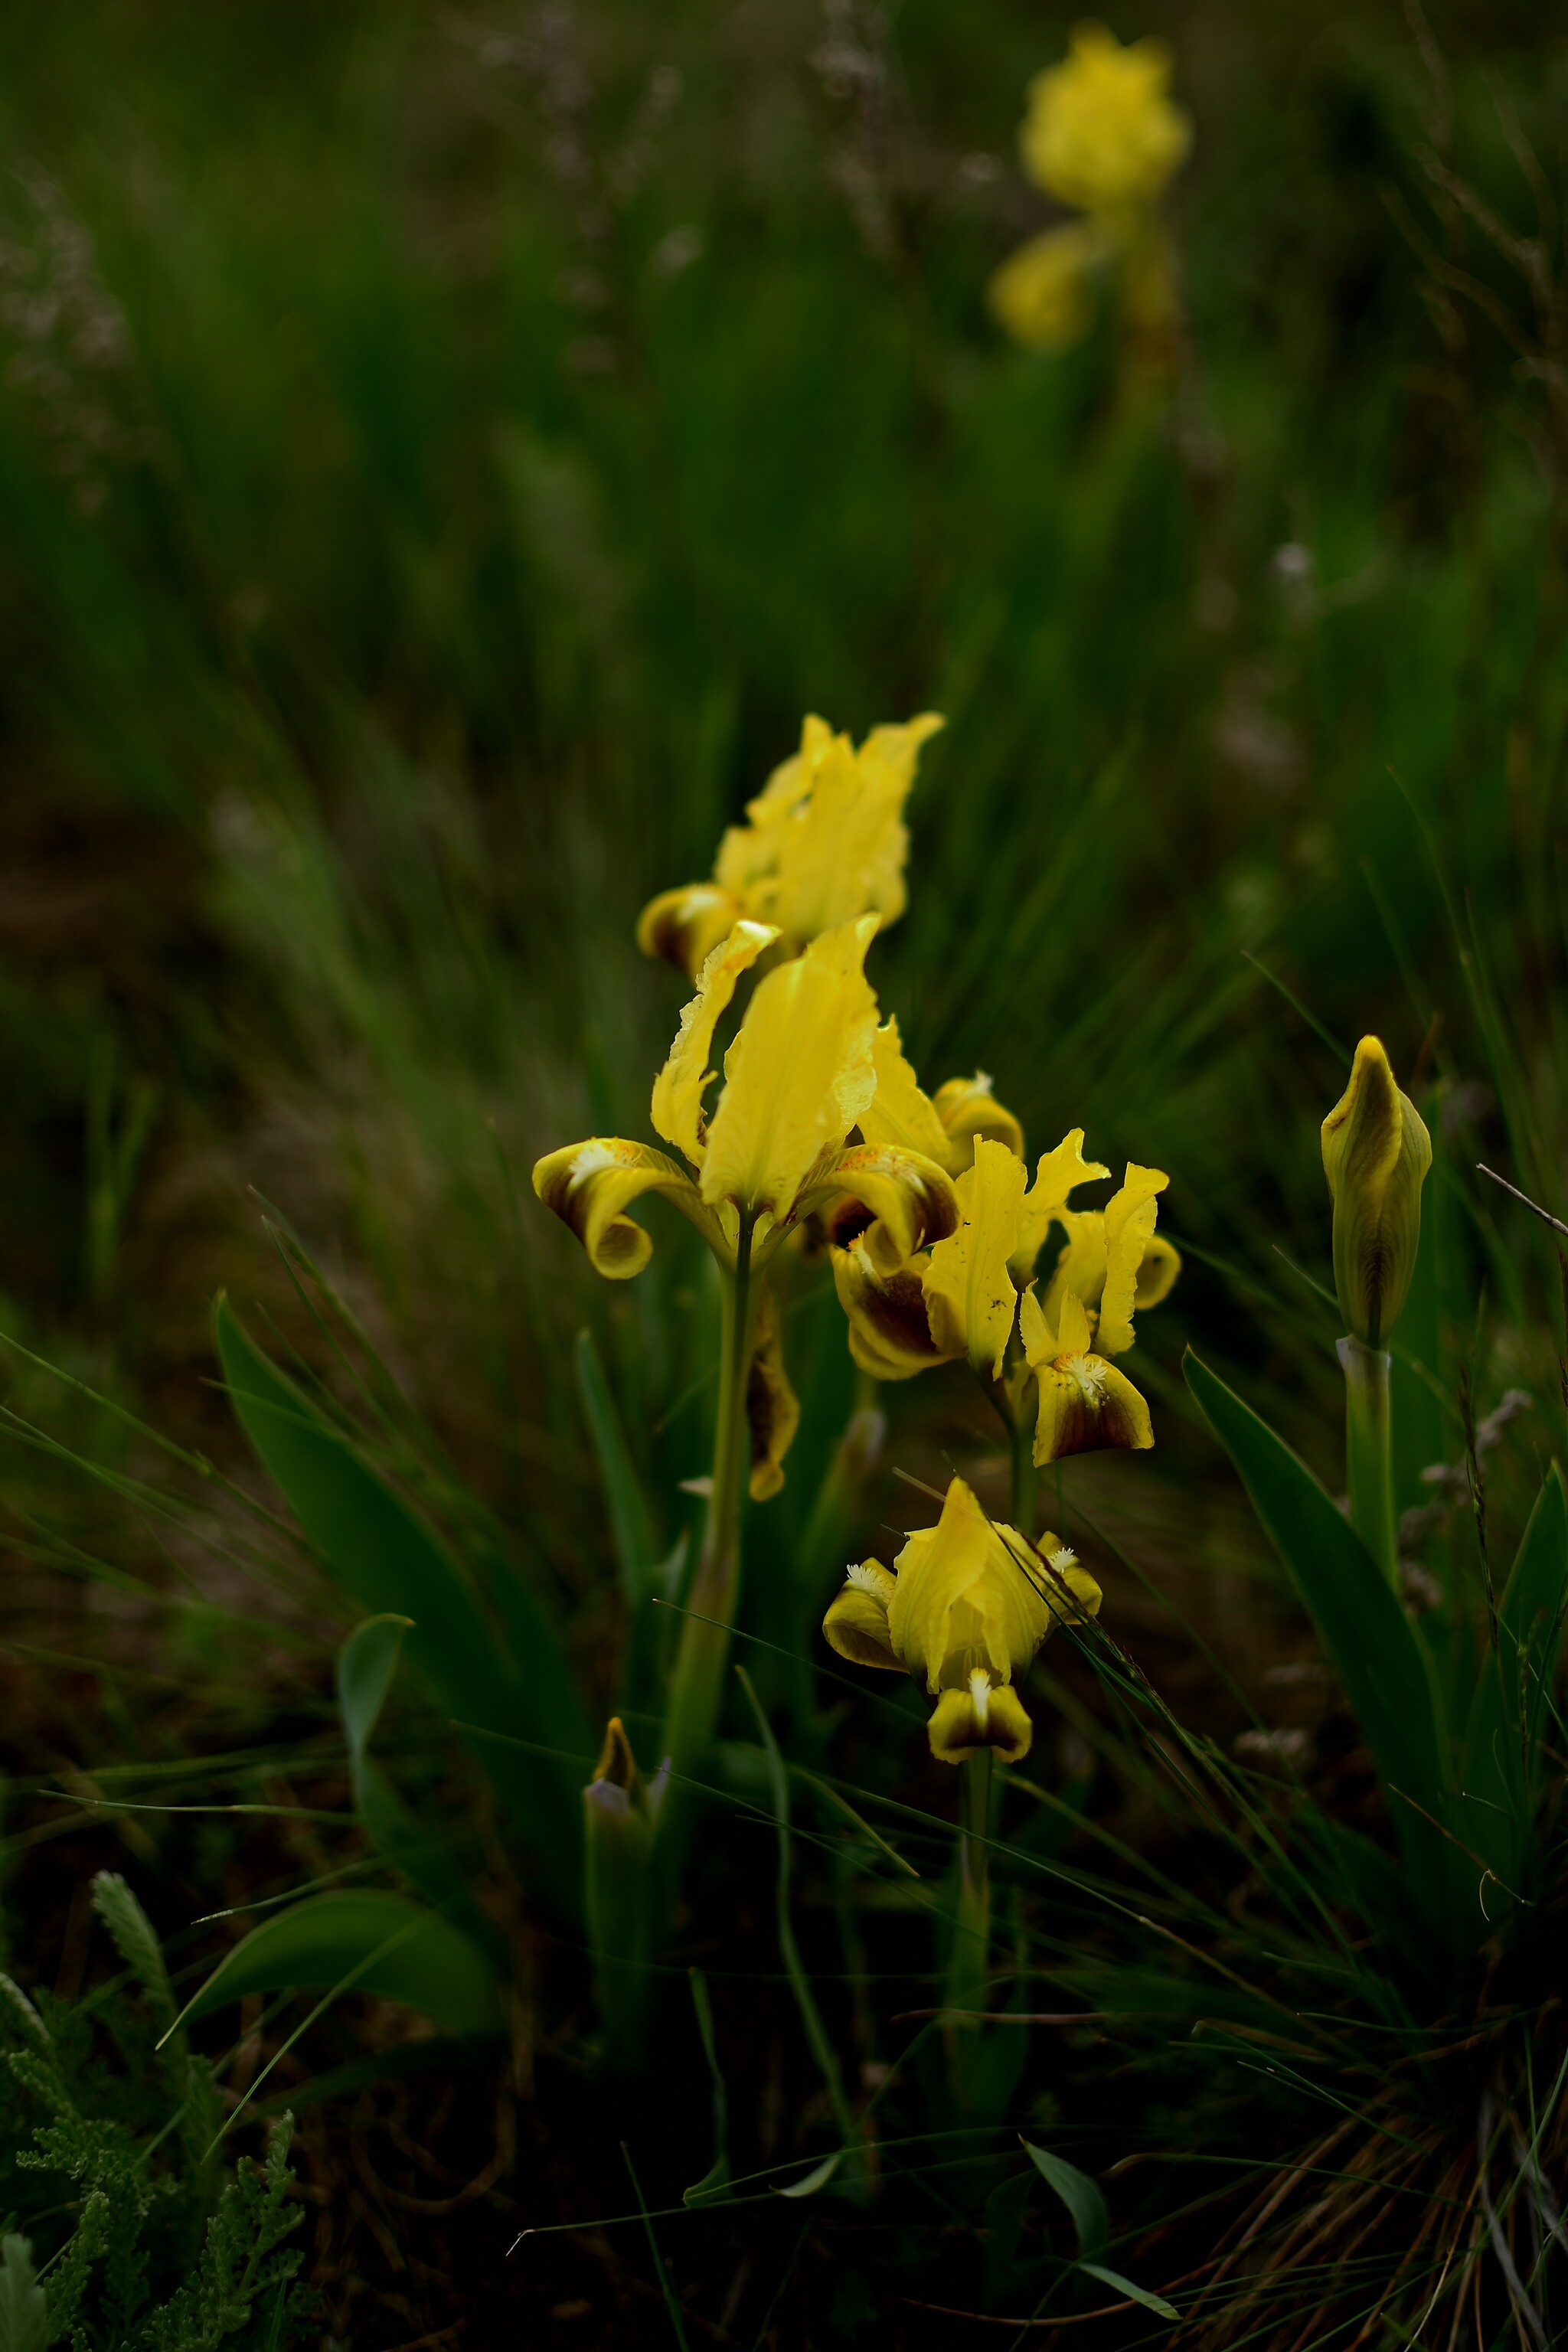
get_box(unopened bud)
[1321,1037,1432,1348]
[583,1717,665,2066]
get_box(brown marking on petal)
[635,884,743,975]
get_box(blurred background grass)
[1,0,1561,1447]
[2,0,1566,2336]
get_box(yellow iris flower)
[534,916,959,1494]
[1020,22,1191,214]
[990,23,1191,361]
[637,713,944,977]
[822,1475,1102,1764]
[827,1023,1174,1462]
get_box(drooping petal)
[887,1477,1051,1694]
[746,1282,800,1501]
[532,1139,721,1278]
[1031,1351,1153,1465]
[921,1138,1027,1380]
[831,1243,953,1380]
[803,1143,959,1274]
[858,1018,953,1164]
[928,1674,1035,1766]
[700,916,879,1221]
[1034,1537,1104,1630]
[930,1073,1026,1171]
[1097,1164,1169,1355]
[635,883,746,976]
[649,919,779,1167]
[822,1560,903,1671]
[1010,1131,1111,1283]
[1135,1230,1182,1311]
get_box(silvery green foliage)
[0,2235,48,2352]
[0,1880,309,2350]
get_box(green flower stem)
[949,1747,993,2031]
[1338,1336,1398,1588]
[662,1214,758,1795]
[946,1398,1037,2042]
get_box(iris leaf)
[216,1294,586,1914]
[1184,1348,1463,1936]
[175,1892,504,2039]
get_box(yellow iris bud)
[1321,1037,1432,1348]
[822,1476,1102,1766]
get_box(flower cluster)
[990,21,1191,358]
[534,710,1175,1492]
[534,708,1177,1781]
[829,1027,1178,1465]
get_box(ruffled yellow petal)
[1021,22,1192,213]
[930,1073,1026,1171]
[858,1018,952,1164]
[921,1138,1027,1380]
[887,1477,1051,1694]
[928,1674,1034,1766]
[649,919,779,1167]
[1039,1204,1180,1328]
[1097,1163,1169,1355]
[532,1138,720,1278]
[831,1243,954,1380]
[635,883,746,977]
[1037,1208,1107,1321]
[701,916,879,1222]
[822,1561,903,1671]
[1010,1130,1112,1282]
[746,1282,799,1501]
[711,712,943,956]
[803,1143,959,1275]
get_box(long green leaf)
[336,1617,498,1945]
[1021,2139,1108,2259]
[176,1893,504,2039]
[574,1329,658,1606]
[1499,1462,1568,1754]
[574,1328,662,1713]
[216,1295,586,1910]
[1462,1464,1568,1890]
[682,1968,731,2207]
[735,1669,863,2187]
[1079,2262,1179,2322]
[1184,1349,1463,1932]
